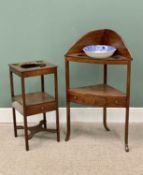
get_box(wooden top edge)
[65,54,132,64]
[9,60,57,73]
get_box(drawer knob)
[41,106,44,110]
[74,96,78,100]
[115,100,118,104]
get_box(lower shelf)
[12,92,57,116]
[69,84,127,107]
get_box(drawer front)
[26,102,57,116]
[70,94,127,107]
[70,94,106,106]
[106,97,127,107]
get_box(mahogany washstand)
[65,29,133,152]
[9,60,60,151]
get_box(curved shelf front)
[69,84,127,107]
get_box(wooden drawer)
[70,94,106,106]
[26,101,57,116]
[106,97,127,107]
[70,94,127,107]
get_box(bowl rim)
[83,45,116,53]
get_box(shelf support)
[103,64,110,131]
[17,120,57,140]
[65,59,71,141]
[54,69,60,142]
[125,62,131,152]
[41,75,47,129]
[21,77,29,151]
[9,70,18,137]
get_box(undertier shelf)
[12,92,56,116]
[69,84,127,107]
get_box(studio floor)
[0,122,143,175]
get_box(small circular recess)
[21,62,46,69]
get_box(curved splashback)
[66,29,132,59]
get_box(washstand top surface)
[9,60,57,77]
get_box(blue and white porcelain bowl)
[83,45,116,58]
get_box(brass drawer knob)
[115,100,118,104]
[73,96,78,100]
[41,106,44,110]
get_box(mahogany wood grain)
[13,92,55,106]
[103,64,110,131]
[9,60,57,77]
[66,53,131,65]
[69,84,127,107]
[65,29,132,152]
[65,29,132,59]
[9,60,60,151]
[41,75,47,129]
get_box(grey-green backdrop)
[0,0,142,107]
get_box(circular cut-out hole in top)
[21,62,46,69]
